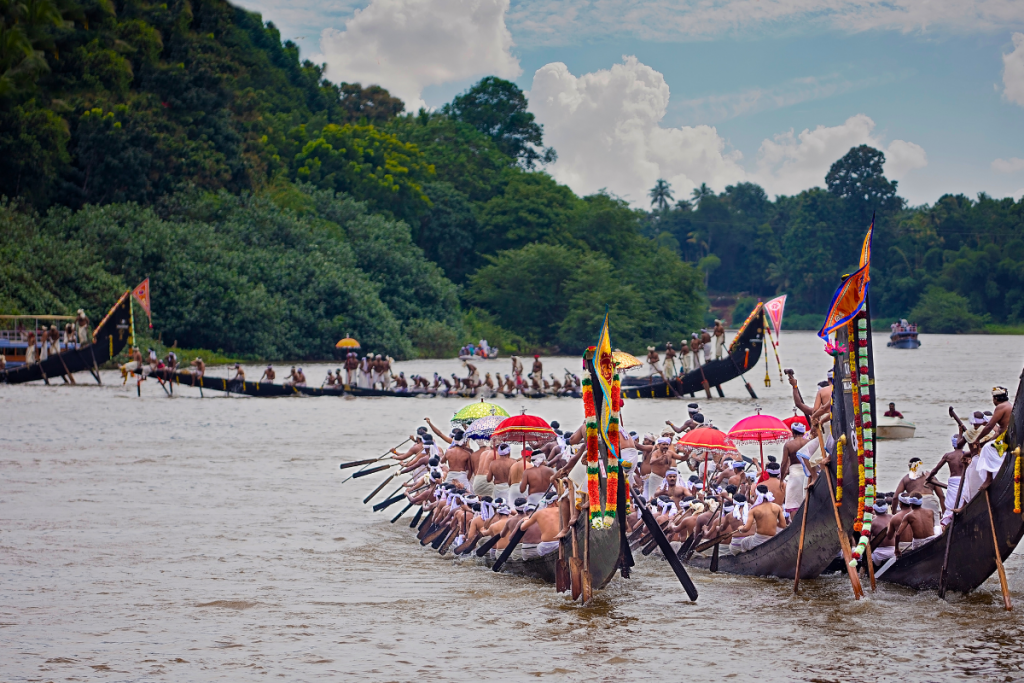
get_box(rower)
[892,493,938,555]
[148,348,159,368]
[231,363,245,382]
[762,461,786,512]
[75,309,90,347]
[731,484,786,553]
[477,503,513,558]
[519,451,555,506]
[325,369,337,386]
[969,386,1013,493]
[927,435,969,527]
[487,443,514,503]
[646,346,660,375]
[689,333,702,370]
[713,319,726,359]
[700,328,713,364]
[680,337,692,374]
[866,499,895,565]
[665,403,701,434]
[395,372,409,392]
[256,362,272,385]
[441,429,473,489]
[519,499,561,559]
[664,342,677,378]
[780,422,811,518]
[469,439,496,498]
[164,350,178,373]
[532,354,543,377]
[891,457,942,531]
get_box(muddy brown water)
[3,332,1024,681]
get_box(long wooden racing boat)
[147,369,419,398]
[621,303,765,399]
[1,291,132,385]
[686,322,861,579]
[875,366,1024,593]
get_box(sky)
[237,0,1024,208]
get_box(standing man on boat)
[689,334,702,370]
[75,309,90,347]
[519,452,555,506]
[927,436,969,527]
[664,342,677,378]
[532,354,543,379]
[487,443,515,503]
[780,422,812,518]
[470,439,496,498]
[714,320,726,359]
[969,386,1013,493]
[343,353,358,385]
[24,331,37,365]
[701,328,713,364]
[441,429,473,489]
[646,346,660,376]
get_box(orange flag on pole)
[132,278,153,329]
[818,217,873,340]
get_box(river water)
[3,332,1024,681]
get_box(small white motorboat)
[876,415,916,439]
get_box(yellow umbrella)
[451,400,510,427]
[335,337,361,350]
[612,350,642,370]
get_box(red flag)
[132,278,153,328]
[764,295,786,338]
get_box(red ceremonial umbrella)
[728,411,790,475]
[783,414,809,431]
[491,414,557,463]
[678,427,739,490]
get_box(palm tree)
[691,182,713,206]
[649,179,673,212]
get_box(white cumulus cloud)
[316,0,521,111]
[529,57,746,205]
[529,58,926,206]
[1003,33,1024,107]
[993,157,1024,173]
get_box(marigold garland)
[835,433,844,506]
[582,372,602,528]
[603,371,621,526]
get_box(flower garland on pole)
[581,353,602,529]
[1014,447,1021,515]
[849,315,876,565]
[603,367,621,528]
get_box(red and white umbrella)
[728,412,790,474]
[490,414,557,456]
[677,427,738,455]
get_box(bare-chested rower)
[441,429,473,489]
[867,499,895,565]
[519,500,561,559]
[891,457,942,528]
[731,484,786,554]
[487,443,515,504]
[926,435,969,526]
[519,451,555,505]
[892,493,937,555]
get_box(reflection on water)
[2,332,1023,681]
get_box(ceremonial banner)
[818,218,874,340]
[594,313,616,455]
[764,294,787,338]
[131,278,152,328]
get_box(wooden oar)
[409,506,425,529]
[475,532,502,557]
[556,534,570,593]
[492,511,536,572]
[342,439,412,483]
[390,501,414,523]
[569,519,583,600]
[728,354,757,399]
[816,428,863,599]
[431,525,453,549]
[793,480,812,594]
[631,487,698,601]
[710,536,721,572]
[694,358,712,399]
[56,350,76,385]
[372,492,407,512]
[985,490,1013,611]
[438,526,460,555]
[352,463,394,479]
[340,458,383,471]
[363,471,399,504]
[417,510,435,539]
[694,532,733,554]
[582,511,593,603]
[939,408,974,599]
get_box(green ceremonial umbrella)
[451,400,510,427]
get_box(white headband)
[656,437,671,445]
[753,490,775,506]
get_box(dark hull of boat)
[876,368,1024,593]
[486,520,621,589]
[148,370,421,398]
[621,305,765,399]
[1,293,132,385]
[887,333,920,349]
[687,324,861,579]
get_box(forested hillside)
[2,0,1021,362]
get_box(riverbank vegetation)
[1,0,1020,358]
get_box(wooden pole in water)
[792,480,811,594]
[985,490,1013,611]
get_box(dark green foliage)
[909,286,989,333]
[443,76,555,169]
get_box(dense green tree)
[909,286,988,333]
[443,76,555,169]
[415,181,479,284]
[649,179,673,211]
